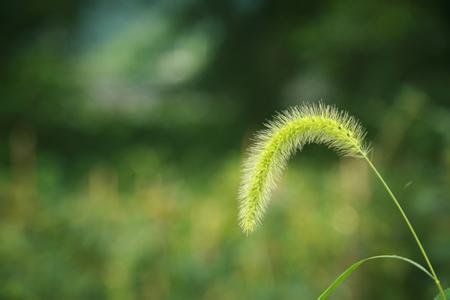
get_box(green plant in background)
[238,103,448,299]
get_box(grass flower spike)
[239,103,369,234]
[238,103,446,299]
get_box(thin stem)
[362,155,446,300]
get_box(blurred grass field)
[1,1,450,299]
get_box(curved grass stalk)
[239,103,369,234]
[318,255,434,300]
[362,155,446,299]
[238,103,446,299]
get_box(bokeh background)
[1,1,450,299]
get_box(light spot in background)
[339,159,370,205]
[157,47,196,83]
[332,205,359,235]
[78,3,222,117]
[156,34,210,86]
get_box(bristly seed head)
[238,103,370,235]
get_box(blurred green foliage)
[1,0,450,299]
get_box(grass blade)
[318,255,434,300]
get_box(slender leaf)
[318,255,434,300]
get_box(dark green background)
[1,1,449,299]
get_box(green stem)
[363,155,446,300]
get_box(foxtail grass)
[238,103,446,299]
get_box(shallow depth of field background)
[1,1,450,299]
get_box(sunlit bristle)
[238,103,369,234]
